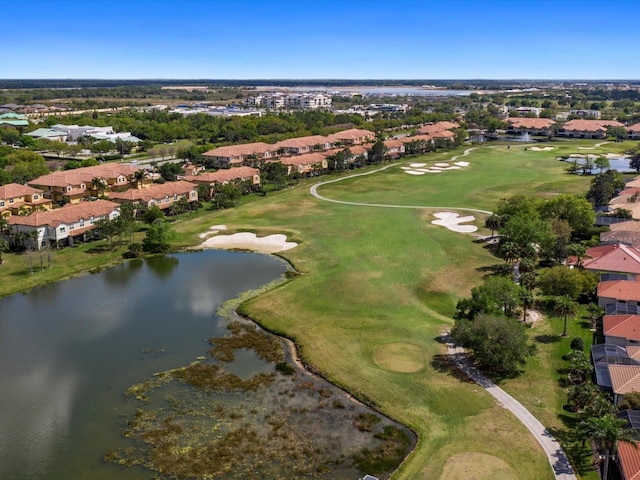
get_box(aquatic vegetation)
[108,315,414,479]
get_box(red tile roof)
[578,244,640,275]
[274,135,331,149]
[609,365,640,395]
[628,123,640,133]
[417,121,460,134]
[278,152,327,166]
[562,119,625,132]
[611,221,640,233]
[107,181,197,203]
[326,128,375,143]
[202,142,273,158]
[7,199,120,228]
[384,139,405,149]
[184,166,259,184]
[598,281,640,302]
[0,183,43,199]
[29,164,139,188]
[604,315,640,341]
[507,118,556,129]
[618,441,640,480]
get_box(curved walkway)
[309,148,492,215]
[445,337,576,480]
[309,147,576,479]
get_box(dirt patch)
[374,343,425,373]
[438,452,516,480]
[524,309,544,326]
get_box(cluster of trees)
[0,148,50,185]
[562,342,639,480]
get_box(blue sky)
[3,0,640,79]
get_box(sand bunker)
[528,146,555,151]
[402,159,470,175]
[434,162,450,167]
[431,212,478,233]
[454,161,470,167]
[405,171,425,175]
[199,232,297,253]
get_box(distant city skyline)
[3,0,640,80]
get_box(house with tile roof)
[601,221,640,248]
[7,199,120,249]
[274,135,333,155]
[604,315,640,346]
[107,181,198,211]
[326,128,375,146]
[608,364,640,404]
[506,118,556,136]
[598,281,640,316]
[557,119,626,139]
[184,166,260,190]
[28,164,142,204]
[569,244,640,280]
[277,152,328,175]
[201,142,275,169]
[383,139,406,159]
[417,121,460,135]
[628,123,640,141]
[0,183,52,218]
[617,440,640,480]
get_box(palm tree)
[567,243,586,267]
[485,214,502,237]
[133,169,147,189]
[579,414,639,480]
[554,295,579,337]
[0,239,8,265]
[90,177,108,198]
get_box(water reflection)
[0,251,288,480]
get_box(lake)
[0,250,413,479]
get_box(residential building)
[557,119,625,139]
[25,127,68,141]
[608,364,640,404]
[6,199,120,249]
[506,118,556,136]
[617,440,640,480]
[628,123,640,140]
[0,183,52,218]
[604,315,640,346]
[277,152,328,175]
[598,280,640,315]
[274,135,333,155]
[569,244,640,279]
[0,112,29,127]
[417,121,460,136]
[383,139,406,159]
[184,166,260,189]
[570,109,602,119]
[202,142,275,169]
[107,181,198,211]
[326,128,375,145]
[601,221,640,248]
[29,164,142,204]
[284,93,332,110]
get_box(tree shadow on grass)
[85,244,115,254]
[547,424,598,478]
[535,334,562,344]
[430,354,477,385]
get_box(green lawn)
[170,142,604,479]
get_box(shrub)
[570,337,585,352]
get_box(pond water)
[560,156,634,173]
[0,251,413,479]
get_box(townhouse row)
[505,117,640,139]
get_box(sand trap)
[405,171,425,175]
[605,153,629,159]
[400,166,413,170]
[424,169,443,173]
[434,162,450,167]
[402,160,469,175]
[527,146,555,151]
[410,162,427,167]
[431,212,478,233]
[199,232,297,253]
[441,166,461,170]
[454,161,470,167]
[197,224,228,239]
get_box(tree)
[10,160,50,184]
[90,139,113,161]
[579,414,639,480]
[485,213,502,237]
[539,195,595,239]
[141,205,164,225]
[451,313,535,374]
[0,238,8,264]
[158,162,183,182]
[367,139,387,164]
[565,349,593,385]
[538,266,597,300]
[115,138,133,156]
[90,177,108,198]
[142,221,174,253]
[94,218,117,249]
[631,151,640,173]
[594,155,610,174]
[586,170,625,207]
[133,169,147,188]
[455,275,524,320]
[554,295,579,337]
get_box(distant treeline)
[3,79,638,91]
